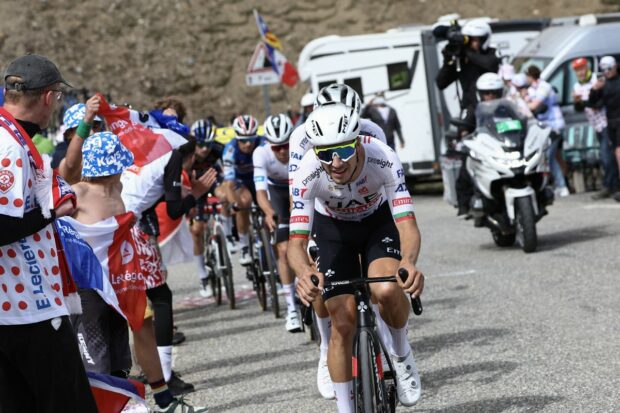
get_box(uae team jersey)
[252,144,289,191]
[289,137,415,239]
[0,129,67,325]
[288,118,386,188]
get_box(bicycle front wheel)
[357,330,387,413]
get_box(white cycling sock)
[316,315,332,357]
[372,303,393,353]
[194,254,207,280]
[239,232,249,248]
[282,283,297,313]
[334,381,354,413]
[387,324,410,358]
[157,346,173,382]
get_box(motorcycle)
[456,99,554,253]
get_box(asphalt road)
[164,193,620,413]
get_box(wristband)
[75,119,93,139]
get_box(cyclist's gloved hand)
[296,270,323,307]
[397,262,425,299]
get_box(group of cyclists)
[180,83,424,412]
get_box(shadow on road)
[412,328,510,356]
[187,321,278,342]
[206,385,308,412]
[183,347,313,375]
[537,225,613,251]
[423,361,519,393]
[424,395,562,412]
[193,359,316,390]
[176,309,267,329]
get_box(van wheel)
[515,197,537,253]
[492,230,515,247]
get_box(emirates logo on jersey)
[0,170,15,193]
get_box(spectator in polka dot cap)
[0,54,98,412]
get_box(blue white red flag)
[87,372,146,413]
[254,9,299,87]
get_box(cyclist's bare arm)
[395,218,424,298]
[288,237,320,305]
[256,190,276,231]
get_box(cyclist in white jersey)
[253,114,302,332]
[288,84,391,400]
[288,104,424,412]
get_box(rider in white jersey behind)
[288,83,392,400]
[288,103,424,412]
[253,113,302,332]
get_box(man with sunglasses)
[253,114,301,332]
[222,114,264,265]
[590,56,620,202]
[289,103,424,411]
[56,98,105,184]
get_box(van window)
[344,77,364,99]
[512,56,552,73]
[548,57,594,106]
[387,62,410,91]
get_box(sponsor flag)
[96,94,187,167]
[253,9,299,87]
[60,213,147,331]
[87,372,146,413]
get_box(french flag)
[59,213,147,331]
[87,372,146,413]
[96,94,187,167]
[254,9,299,87]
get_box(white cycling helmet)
[263,113,293,144]
[314,83,362,115]
[305,103,361,147]
[476,72,504,100]
[232,114,259,139]
[462,20,492,50]
[300,93,315,108]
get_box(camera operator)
[435,20,501,216]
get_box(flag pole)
[262,85,271,118]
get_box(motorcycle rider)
[435,20,501,215]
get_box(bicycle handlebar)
[308,270,423,316]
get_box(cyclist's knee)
[328,299,356,340]
[371,282,401,306]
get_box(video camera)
[432,20,470,61]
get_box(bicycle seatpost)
[397,268,423,316]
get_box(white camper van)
[298,18,551,177]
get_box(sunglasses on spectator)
[314,140,357,165]
[270,143,289,152]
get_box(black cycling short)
[313,202,401,301]
[70,289,132,375]
[608,124,620,148]
[268,184,290,243]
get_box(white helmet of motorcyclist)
[476,72,504,101]
[462,20,492,50]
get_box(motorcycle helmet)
[476,72,504,101]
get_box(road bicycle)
[203,196,235,309]
[309,270,422,412]
[245,204,280,318]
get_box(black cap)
[4,54,71,91]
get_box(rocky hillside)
[0,0,615,123]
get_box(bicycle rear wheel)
[209,271,222,306]
[260,226,280,319]
[216,226,235,310]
